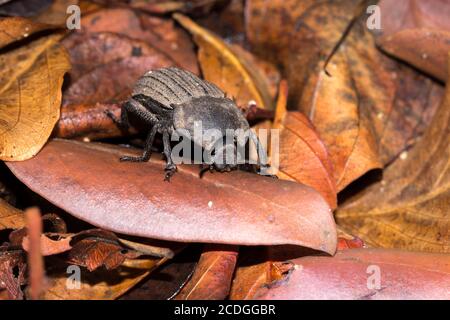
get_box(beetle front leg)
[120,124,160,162]
[162,128,177,181]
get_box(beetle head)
[212,143,237,172]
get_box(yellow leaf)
[0,40,70,161]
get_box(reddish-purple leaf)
[6,139,337,254]
[243,249,450,300]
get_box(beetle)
[108,67,269,180]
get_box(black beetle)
[108,67,269,180]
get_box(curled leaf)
[273,81,337,208]
[176,245,238,300]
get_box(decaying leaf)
[121,247,199,300]
[238,249,450,300]
[68,236,141,272]
[0,31,70,161]
[176,245,238,300]
[0,198,25,230]
[6,139,337,254]
[378,29,450,82]
[0,249,26,300]
[336,57,450,253]
[79,8,199,74]
[174,13,274,109]
[377,0,450,36]
[272,80,337,208]
[376,0,450,81]
[130,0,219,15]
[42,256,168,300]
[0,16,53,48]
[245,1,444,190]
[245,0,363,110]
[54,102,128,140]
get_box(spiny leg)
[120,124,160,162]
[162,128,177,181]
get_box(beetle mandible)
[108,67,269,180]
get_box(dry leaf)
[173,13,273,109]
[245,1,444,190]
[42,257,167,300]
[0,35,70,161]
[245,0,363,110]
[80,8,199,74]
[0,199,25,230]
[7,139,337,254]
[0,249,26,300]
[378,29,450,82]
[121,247,199,300]
[336,56,450,253]
[0,16,53,48]
[176,245,238,300]
[273,80,337,208]
[240,249,450,300]
[377,0,450,35]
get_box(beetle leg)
[162,128,177,181]
[106,102,130,131]
[107,98,159,130]
[127,98,159,125]
[119,123,160,162]
[249,130,271,175]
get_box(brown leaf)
[377,0,450,36]
[0,249,26,300]
[0,34,70,161]
[80,8,199,74]
[336,227,366,251]
[336,56,450,253]
[245,0,363,110]
[176,245,238,300]
[130,0,219,15]
[6,139,337,254]
[379,29,450,82]
[238,249,450,300]
[62,55,173,106]
[272,81,337,208]
[376,0,450,81]
[0,199,25,230]
[55,102,138,140]
[22,234,72,256]
[68,238,140,272]
[0,16,53,48]
[33,0,80,26]
[174,13,274,109]
[229,247,296,300]
[121,247,199,300]
[42,256,168,300]
[245,1,444,189]
[378,66,443,164]
[62,32,174,84]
